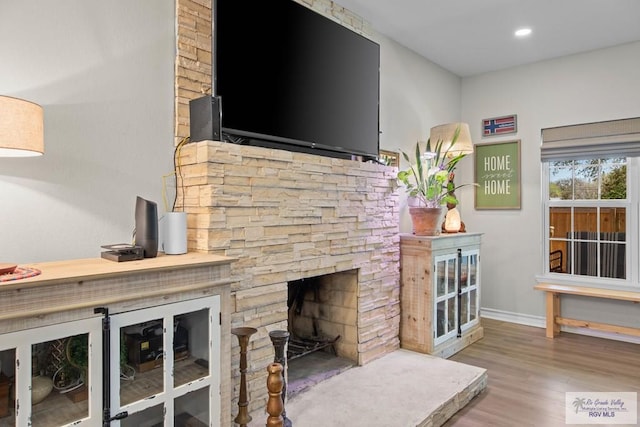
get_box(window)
[546,158,627,279]
[541,118,640,288]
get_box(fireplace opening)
[286,270,358,396]
[287,278,341,361]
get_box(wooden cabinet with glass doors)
[0,298,221,427]
[0,253,233,427]
[399,233,484,358]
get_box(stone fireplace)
[178,140,400,415]
[171,0,396,420]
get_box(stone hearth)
[280,349,488,427]
[178,140,400,415]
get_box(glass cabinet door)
[0,317,102,427]
[434,249,480,347]
[109,296,220,427]
[459,250,480,331]
[0,347,14,425]
[434,254,458,345]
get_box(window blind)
[541,117,640,161]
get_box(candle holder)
[269,330,292,427]
[232,326,258,427]
[266,363,284,427]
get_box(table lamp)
[429,122,473,157]
[0,95,44,274]
[429,122,473,233]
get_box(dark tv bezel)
[221,127,375,160]
[212,0,380,161]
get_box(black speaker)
[134,196,158,258]
[189,95,222,142]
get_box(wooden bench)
[534,283,640,339]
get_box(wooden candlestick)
[268,330,292,427]
[266,363,284,427]
[232,326,258,427]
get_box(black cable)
[172,142,180,212]
[172,137,189,212]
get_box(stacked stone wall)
[179,141,400,417]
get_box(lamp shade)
[429,122,473,156]
[0,95,44,157]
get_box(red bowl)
[0,264,18,275]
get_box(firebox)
[287,269,358,362]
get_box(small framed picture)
[482,114,517,137]
[379,150,399,167]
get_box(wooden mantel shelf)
[0,252,236,326]
[1,252,235,291]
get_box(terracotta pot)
[409,207,443,236]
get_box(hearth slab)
[249,349,487,427]
[287,351,355,398]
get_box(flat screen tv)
[214,0,380,160]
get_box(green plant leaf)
[397,125,473,208]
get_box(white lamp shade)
[0,95,44,157]
[429,122,473,156]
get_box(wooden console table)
[534,283,640,339]
[0,252,235,426]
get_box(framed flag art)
[482,114,517,137]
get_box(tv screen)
[214,0,380,160]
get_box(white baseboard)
[480,307,640,345]
[480,307,545,328]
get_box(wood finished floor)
[444,318,640,427]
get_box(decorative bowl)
[0,264,17,275]
[31,376,53,404]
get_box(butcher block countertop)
[0,252,236,324]
[1,252,235,290]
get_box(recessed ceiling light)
[515,28,532,37]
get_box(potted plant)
[397,125,474,235]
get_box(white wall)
[0,0,175,263]
[0,1,461,262]
[459,41,640,328]
[375,33,462,232]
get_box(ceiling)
[336,0,640,77]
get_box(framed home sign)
[474,140,521,209]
